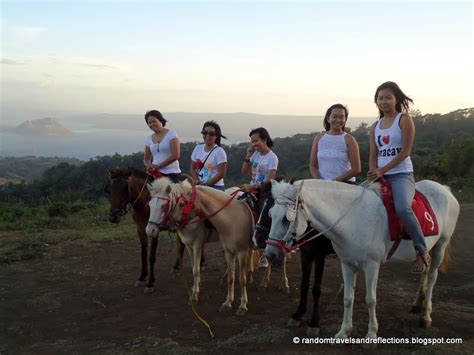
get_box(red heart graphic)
[382,135,390,144]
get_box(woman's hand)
[245,145,255,159]
[367,168,383,181]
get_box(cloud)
[79,63,118,70]
[1,58,26,65]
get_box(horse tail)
[438,239,451,274]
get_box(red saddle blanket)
[380,180,439,241]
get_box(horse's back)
[415,180,460,237]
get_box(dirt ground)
[1,205,473,355]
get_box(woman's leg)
[385,173,429,271]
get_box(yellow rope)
[175,229,215,338]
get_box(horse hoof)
[334,330,349,339]
[235,307,248,316]
[144,287,154,294]
[259,283,268,289]
[219,304,232,313]
[135,280,146,287]
[410,305,422,314]
[284,287,290,294]
[287,318,301,327]
[306,327,320,337]
[419,318,432,328]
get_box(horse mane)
[109,167,147,180]
[367,181,382,196]
[149,177,173,196]
[271,180,294,200]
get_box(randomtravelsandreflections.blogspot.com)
[292,336,463,346]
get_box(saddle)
[237,191,260,221]
[380,179,439,241]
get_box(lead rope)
[175,229,215,338]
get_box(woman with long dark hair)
[367,81,429,273]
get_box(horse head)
[264,180,307,266]
[105,167,133,223]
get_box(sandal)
[412,252,431,274]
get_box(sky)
[1,0,473,119]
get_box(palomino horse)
[253,180,334,336]
[264,179,459,340]
[146,178,253,315]
[104,167,184,293]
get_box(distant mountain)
[10,118,72,136]
[0,156,83,182]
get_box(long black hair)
[374,81,414,118]
[202,120,227,146]
[323,103,349,132]
[249,127,274,148]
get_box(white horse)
[145,178,253,315]
[264,179,459,340]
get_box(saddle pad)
[380,180,439,241]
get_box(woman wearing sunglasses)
[143,110,182,182]
[190,121,228,191]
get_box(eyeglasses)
[201,130,217,137]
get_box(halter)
[149,185,240,229]
[109,175,149,219]
[266,181,367,254]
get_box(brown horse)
[105,167,185,293]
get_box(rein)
[267,182,368,253]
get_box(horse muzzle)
[264,246,284,267]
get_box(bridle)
[266,181,367,254]
[148,185,240,229]
[108,175,149,219]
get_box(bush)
[48,202,70,218]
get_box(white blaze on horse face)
[146,196,167,238]
[264,203,290,263]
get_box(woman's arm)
[309,133,322,179]
[190,160,199,183]
[144,145,153,169]
[334,134,361,182]
[152,137,180,170]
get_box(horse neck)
[193,187,229,221]
[128,176,150,209]
[300,181,365,243]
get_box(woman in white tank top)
[368,81,429,274]
[309,104,361,183]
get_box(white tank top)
[317,132,355,182]
[374,112,413,175]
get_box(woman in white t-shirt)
[309,104,361,183]
[190,121,228,191]
[241,127,279,193]
[143,110,182,183]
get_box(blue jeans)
[384,172,427,254]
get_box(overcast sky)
[1,0,473,119]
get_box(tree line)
[1,108,472,204]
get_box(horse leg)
[363,260,380,344]
[280,255,290,293]
[334,262,357,339]
[219,251,235,313]
[144,235,159,294]
[135,231,148,288]
[200,242,207,271]
[307,253,326,337]
[260,264,271,289]
[190,242,203,303]
[289,250,313,327]
[420,243,446,328]
[235,249,249,316]
[173,237,186,271]
[247,249,255,285]
[410,273,428,314]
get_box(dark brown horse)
[104,167,184,293]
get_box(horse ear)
[147,183,154,193]
[289,178,296,184]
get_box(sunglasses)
[201,130,217,137]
